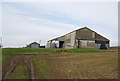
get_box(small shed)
[27,42,40,48]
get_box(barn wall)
[76,28,94,39]
[95,44,101,49]
[74,39,78,48]
[87,40,95,48]
[70,31,76,48]
[75,40,95,48]
[57,36,64,41]
[95,33,108,40]
[80,40,95,48]
[64,31,76,48]
[64,33,71,48]
[80,40,87,47]
[30,44,39,48]
[46,40,52,48]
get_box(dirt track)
[2,55,35,80]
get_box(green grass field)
[2,47,118,79]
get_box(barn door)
[81,40,87,47]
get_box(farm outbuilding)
[27,42,40,48]
[47,27,110,49]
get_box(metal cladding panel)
[95,33,108,40]
[64,31,76,48]
[31,44,39,48]
[95,44,101,49]
[80,40,95,48]
[76,27,109,41]
[70,31,76,48]
[64,34,71,48]
[47,41,52,48]
[87,40,95,48]
[46,42,50,48]
[57,36,64,41]
[75,39,78,48]
[76,28,93,39]
[80,40,87,47]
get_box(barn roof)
[29,42,39,45]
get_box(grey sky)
[1,2,118,47]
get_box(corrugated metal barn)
[47,27,110,49]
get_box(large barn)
[47,27,110,49]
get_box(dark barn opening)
[100,43,107,49]
[95,40,109,49]
[59,41,64,48]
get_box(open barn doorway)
[95,40,109,49]
[100,43,107,49]
[59,41,64,48]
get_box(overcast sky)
[1,1,118,47]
